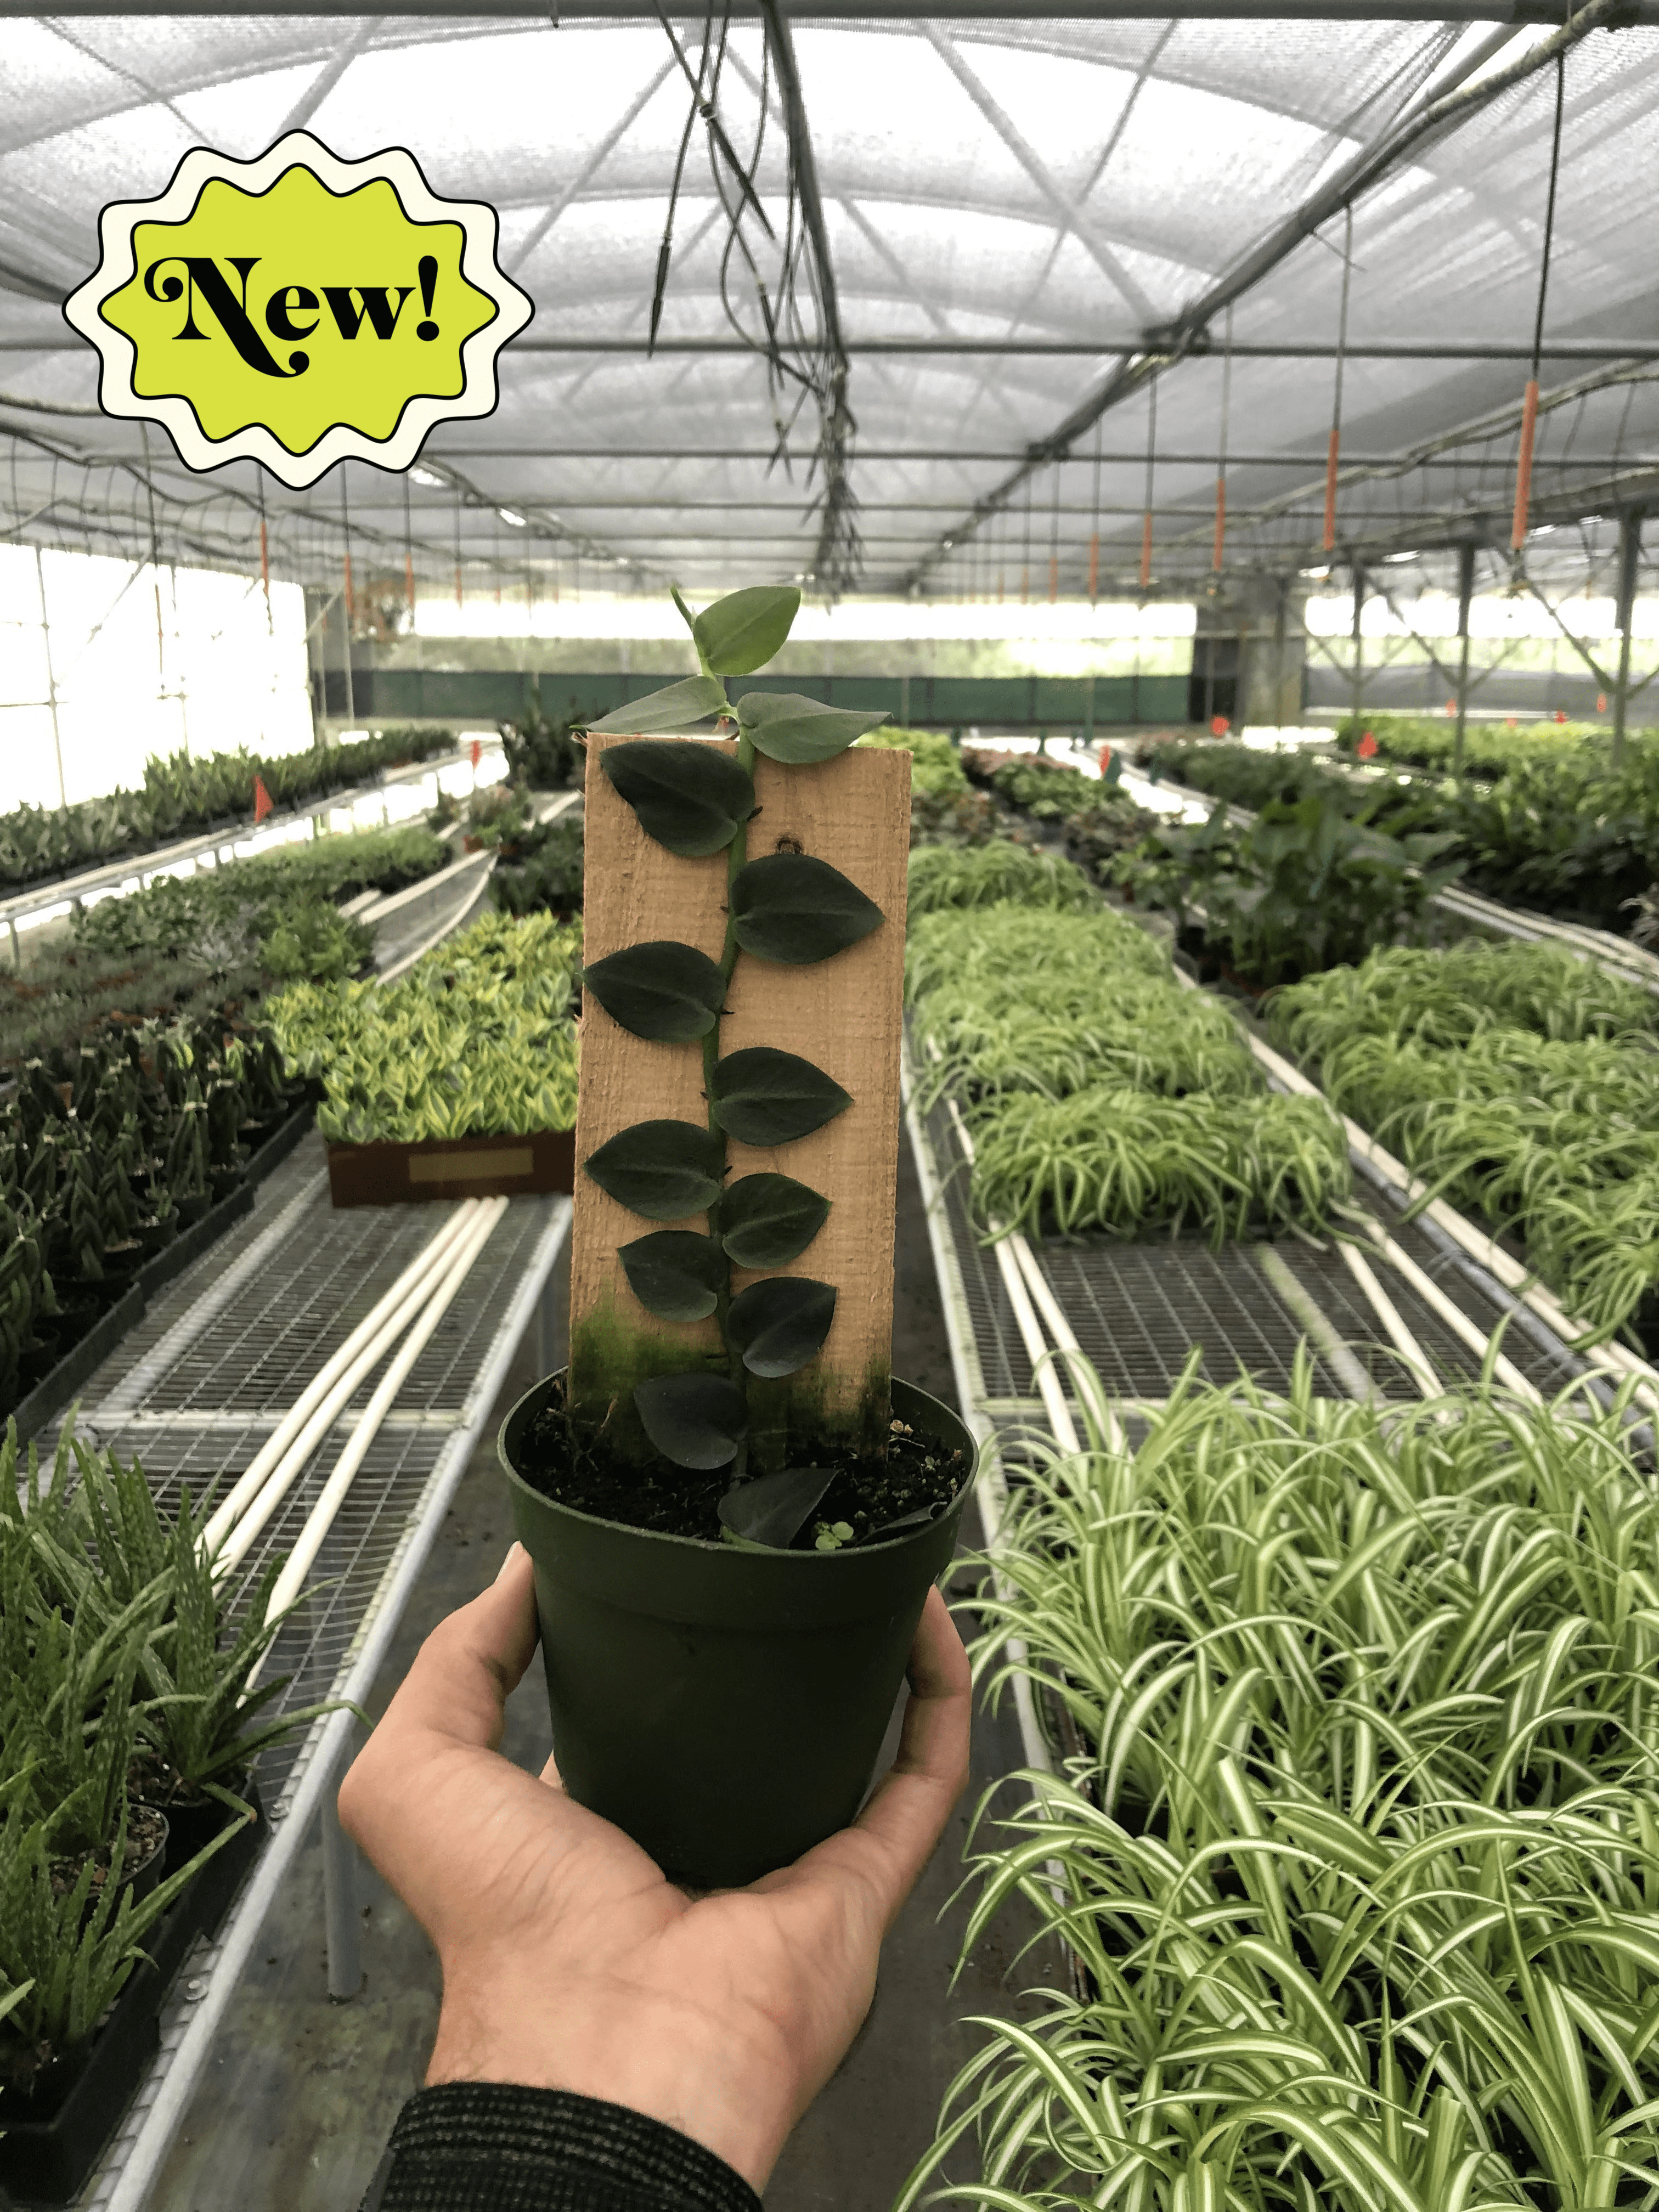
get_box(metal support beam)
[1453,541,1475,775]
[13,3,1657,19]
[1613,507,1644,769]
[322,1736,364,2004]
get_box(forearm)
[361,2083,763,2212]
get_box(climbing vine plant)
[578,584,889,1497]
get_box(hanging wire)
[1048,464,1060,605]
[1139,377,1157,591]
[1512,51,1567,553]
[1324,205,1354,554]
[453,479,463,612]
[1088,415,1102,605]
[403,470,416,628]
[256,472,273,635]
[1021,476,1032,605]
[1212,304,1233,574]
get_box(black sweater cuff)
[360,2082,764,2212]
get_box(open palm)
[338,1544,971,2193]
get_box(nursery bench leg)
[323,1743,364,2004]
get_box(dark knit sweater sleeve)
[359,2083,765,2212]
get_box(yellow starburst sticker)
[64,133,532,486]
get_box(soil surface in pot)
[48,1803,167,1908]
[515,1375,968,1547]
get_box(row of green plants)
[907,1357,1659,2211]
[1267,941,1659,1346]
[1,1425,340,2106]
[905,846,1350,1244]
[962,744,1164,876]
[268,907,582,1146]
[1333,710,1657,778]
[1,823,447,1073]
[1143,738,1659,939]
[0,729,456,894]
[490,814,584,918]
[0,1017,304,1418]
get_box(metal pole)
[1613,508,1643,770]
[323,1734,364,2002]
[1453,542,1475,776]
[1351,560,1365,738]
[33,545,66,808]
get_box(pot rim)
[499,1372,975,1565]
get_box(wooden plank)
[568,738,910,1468]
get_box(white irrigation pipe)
[1334,1239,1440,1400]
[253,1197,510,1654]
[211,1199,505,1578]
[201,1200,486,1558]
[1353,1216,1542,1405]
[939,1085,1080,1454]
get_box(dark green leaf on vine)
[736,691,889,764]
[716,1173,830,1267]
[583,1120,725,1219]
[584,941,726,1042]
[692,585,800,675]
[618,1231,727,1322]
[718,1463,838,1549]
[727,1276,837,1378]
[635,1372,748,1469]
[586,675,727,736]
[709,1049,851,1146]
[730,854,883,967]
[599,740,755,857]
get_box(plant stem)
[707,721,755,1469]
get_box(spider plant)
[901,1355,1659,2212]
[907,842,1099,916]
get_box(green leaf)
[617,1230,726,1322]
[583,941,726,1043]
[586,675,729,736]
[583,1120,726,1220]
[736,691,889,764]
[634,1372,748,1469]
[599,740,756,857]
[730,854,884,967]
[692,585,800,675]
[727,1276,837,1377]
[718,1464,837,1549]
[717,1173,830,1266]
[709,1048,851,1146]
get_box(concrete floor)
[150,1141,1059,2211]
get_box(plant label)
[64,132,531,486]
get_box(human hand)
[337,1543,972,2193]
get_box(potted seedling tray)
[325,1127,575,1206]
[5,1102,314,1443]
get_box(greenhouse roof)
[2,7,1658,606]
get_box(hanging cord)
[1212,305,1232,574]
[257,473,273,635]
[1139,376,1157,591]
[453,479,463,611]
[1324,205,1353,554]
[1089,415,1102,605]
[338,467,354,630]
[1513,52,1567,552]
[1047,464,1060,605]
[403,470,416,626]
[1021,476,1032,604]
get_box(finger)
[341,1547,539,1831]
[766,1587,971,1927]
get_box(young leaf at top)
[709,1048,852,1147]
[735,692,889,765]
[583,1120,726,1220]
[716,1173,830,1267]
[586,675,728,736]
[730,854,883,967]
[584,941,726,1043]
[727,1276,837,1378]
[635,1372,748,1470]
[691,585,800,675]
[618,1231,726,1322]
[600,740,756,858]
[718,1464,838,1550]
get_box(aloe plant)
[572,584,892,1480]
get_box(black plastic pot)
[0,1951,162,2205]
[499,1374,975,1889]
